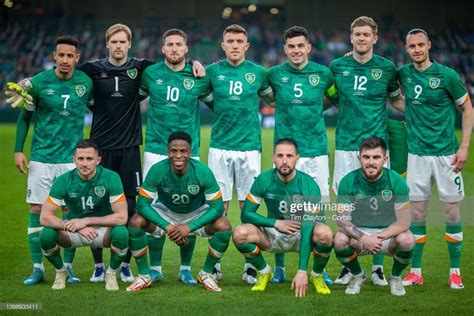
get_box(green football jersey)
[207,60,272,151]
[268,61,336,157]
[330,55,400,151]
[398,61,468,156]
[47,165,125,219]
[140,62,212,156]
[337,168,409,228]
[139,159,222,214]
[23,68,93,163]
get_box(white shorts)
[147,203,210,238]
[263,227,301,253]
[143,152,200,179]
[208,148,260,202]
[68,226,108,248]
[332,150,390,194]
[27,161,75,204]
[407,154,464,203]
[357,227,391,255]
[297,155,330,202]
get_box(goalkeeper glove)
[5,81,34,109]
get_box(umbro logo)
[342,71,350,77]
[100,73,107,78]
[46,89,55,95]
[155,79,164,85]
[217,75,225,80]
[407,78,413,84]
[281,77,289,83]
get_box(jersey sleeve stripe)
[389,89,401,98]
[246,193,261,204]
[205,191,222,201]
[395,201,410,211]
[110,193,126,204]
[139,187,156,200]
[46,196,61,207]
[259,86,273,96]
[455,93,468,106]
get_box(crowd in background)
[1,16,473,112]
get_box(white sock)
[410,268,422,275]
[244,263,256,271]
[107,266,116,273]
[450,268,460,275]
[214,263,221,270]
[150,266,162,273]
[180,265,191,271]
[34,263,45,272]
[311,271,320,278]
[121,262,130,268]
[372,265,383,272]
[95,263,105,268]
[259,264,271,274]
[56,266,66,273]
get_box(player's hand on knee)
[360,234,383,254]
[275,220,301,234]
[64,218,89,232]
[78,227,98,241]
[291,270,308,297]
[175,236,188,246]
[14,152,29,174]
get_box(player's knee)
[443,202,461,222]
[111,225,129,248]
[40,227,58,248]
[396,231,415,250]
[214,216,232,232]
[232,225,250,245]
[333,232,349,249]
[128,213,147,229]
[313,225,333,244]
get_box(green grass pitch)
[0,124,473,314]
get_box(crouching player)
[39,139,129,290]
[334,137,414,296]
[233,138,333,296]
[127,132,232,292]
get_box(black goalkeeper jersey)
[79,58,154,149]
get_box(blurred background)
[1,0,473,126]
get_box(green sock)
[275,253,285,268]
[40,227,63,269]
[335,247,362,275]
[445,222,463,268]
[148,235,165,267]
[392,247,413,277]
[312,243,332,274]
[236,242,266,271]
[372,253,384,266]
[180,235,196,267]
[128,226,149,275]
[203,230,231,273]
[410,222,426,269]
[110,226,129,270]
[28,212,43,264]
[63,247,76,265]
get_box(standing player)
[267,26,336,284]
[334,137,414,296]
[399,29,472,289]
[206,24,273,283]
[139,29,212,285]
[39,140,129,291]
[233,138,333,296]
[78,24,205,283]
[126,132,232,292]
[330,16,405,285]
[10,35,92,285]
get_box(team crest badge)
[94,186,106,198]
[244,73,256,84]
[308,74,320,86]
[188,184,200,195]
[127,68,138,79]
[429,77,440,89]
[183,79,195,90]
[381,190,393,202]
[371,69,382,80]
[75,85,86,97]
